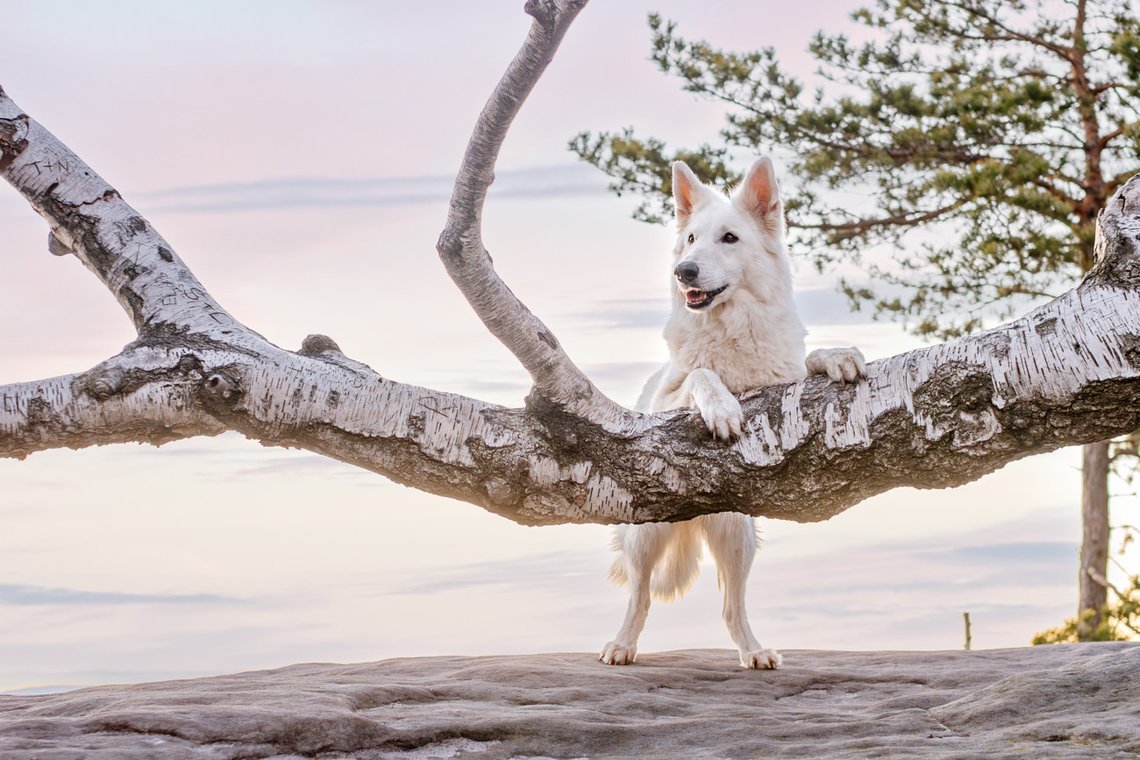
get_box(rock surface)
[1,643,1137,758]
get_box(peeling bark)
[4,3,1140,527]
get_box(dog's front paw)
[741,648,782,670]
[697,394,744,441]
[599,641,637,665]
[806,347,866,384]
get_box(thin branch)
[434,0,633,428]
[967,284,1060,314]
[1107,168,1139,196]
[799,199,969,238]
[1090,80,1131,97]
[1087,566,1139,638]
[0,89,239,340]
[934,1,1075,62]
[1098,119,1140,151]
[1024,177,1080,210]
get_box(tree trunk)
[1069,0,1115,640]
[1078,440,1111,638]
[5,2,1140,530]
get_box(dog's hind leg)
[600,522,673,665]
[699,512,782,669]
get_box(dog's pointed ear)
[672,160,712,228]
[735,157,781,222]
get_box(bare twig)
[435,0,636,429]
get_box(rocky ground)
[1,642,1137,758]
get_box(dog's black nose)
[674,261,700,284]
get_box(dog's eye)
[721,232,738,244]
[687,233,695,244]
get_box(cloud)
[377,548,609,598]
[767,540,1076,601]
[561,297,670,330]
[933,541,1077,566]
[371,537,1077,609]
[133,164,608,214]
[561,289,880,334]
[0,584,240,606]
[2,685,80,696]
[214,453,375,480]
[457,377,532,398]
[794,286,876,326]
[580,360,663,391]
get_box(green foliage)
[570,1,1140,339]
[1032,574,1140,644]
[568,129,737,225]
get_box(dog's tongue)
[685,289,706,304]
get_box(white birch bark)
[4,3,1140,526]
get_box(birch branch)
[3,10,1140,528]
[0,87,239,340]
[435,0,636,429]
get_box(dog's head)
[670,157,791,312]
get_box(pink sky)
[0,2,1117,691]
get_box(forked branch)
[435,0,634,428]
[4,6,1140,527]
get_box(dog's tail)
[608,523,703,602]
[650,525,703,601]
[607,528,631,588]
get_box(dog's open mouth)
[684,284,728,310]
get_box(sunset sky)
[0,1,1128,693]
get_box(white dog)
[599,157,865,669]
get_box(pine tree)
[571,0,1140,640]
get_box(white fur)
[599,157,866,670]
